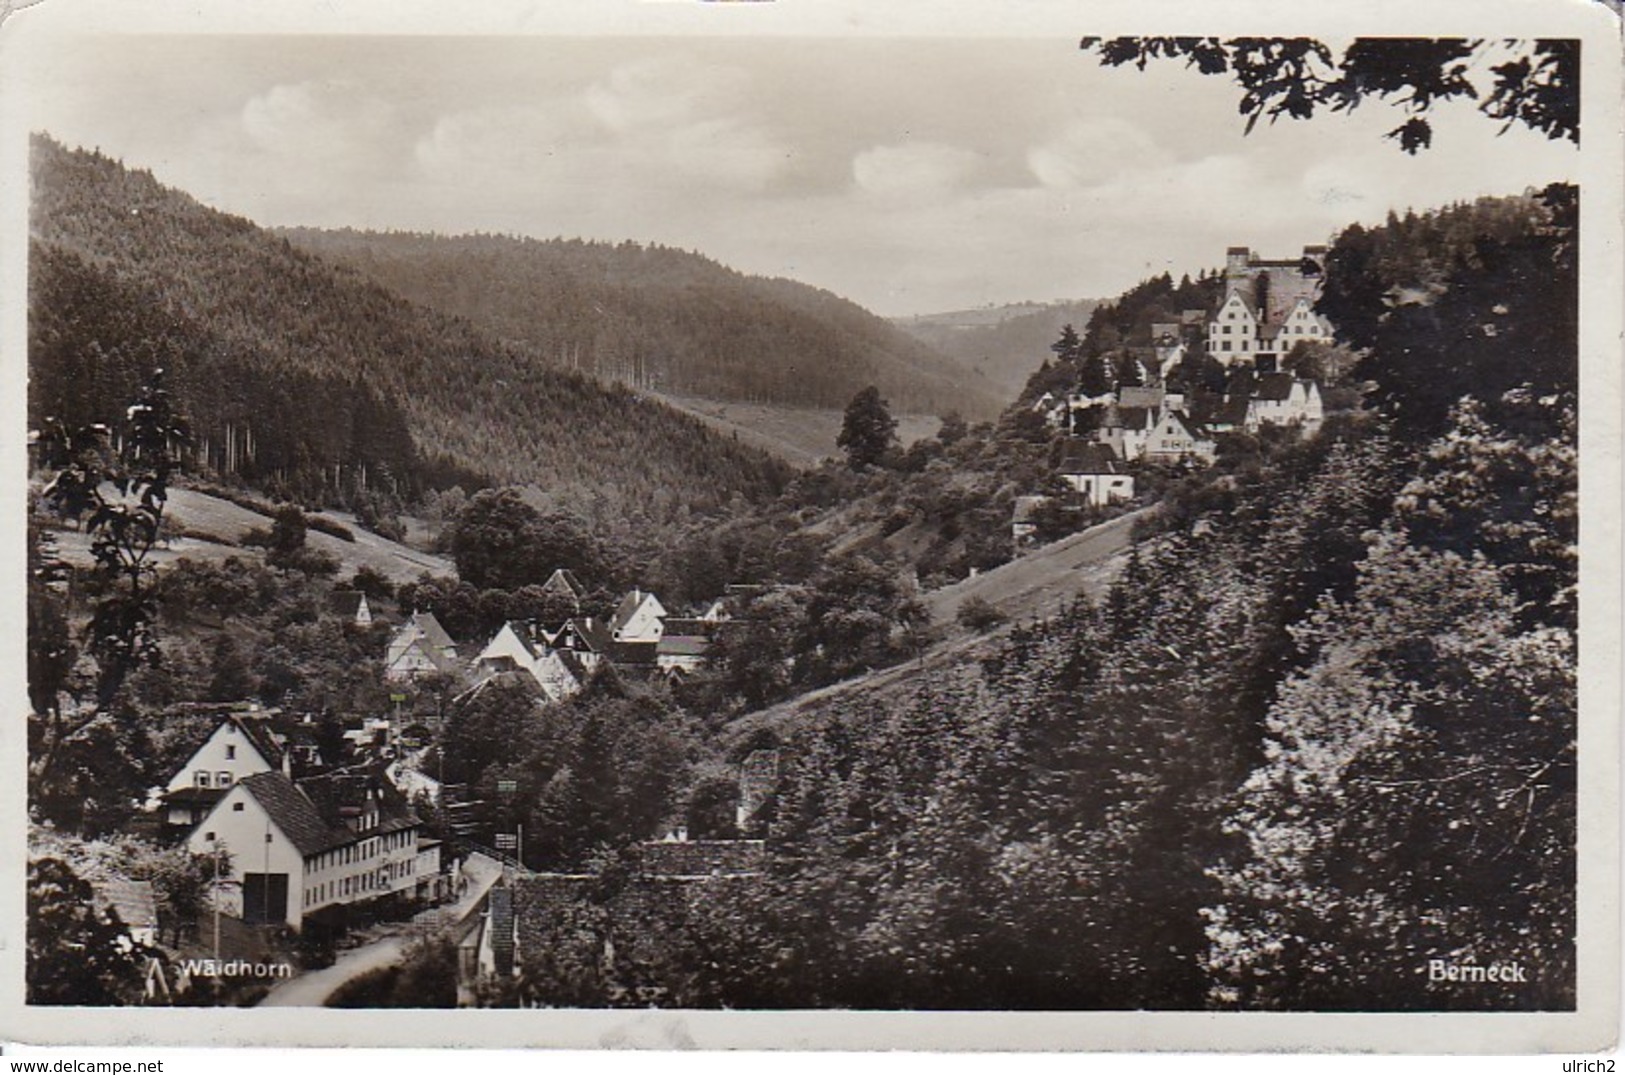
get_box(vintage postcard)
[0,0,1618,1053]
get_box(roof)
[564,616,614,654]
[164,786,228,807]
[660,618,712,637]
[235,717,287,771]
[1101,405,1155,431]
[94,878,158,931]
[238,772,342,857]
[608,641,660,666]
[610,589,664,633]
[1253,372,1299,401]
[541,569,586,599]
[1057,440,1123,476]
[1117,386,1165,409]
[299,766,420,837]
[237,768,419,858]
[638,839,767,878]
[411,612,456,653]
[656,636,710,658]
[488,887,515,977]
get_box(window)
[1222,341,1232,352]
[233,802,245,812]
[225,745,236,760]
[218,771,232,787]
[205,831,216,842]
[195,771,211,787]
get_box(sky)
[17,33,1581,317]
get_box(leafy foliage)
[1080,37,1579,153]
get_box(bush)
[956,596,1008,632]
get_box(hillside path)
[731,508,1148,737]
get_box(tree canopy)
[1079,37,1578,153]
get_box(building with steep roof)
[610,589,668,643]
[184,767,424,930]
[1206,246,1336,367]
[161,713,290,833]
[385,612,461,681]
[1056,440,1136,506]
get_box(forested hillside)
[502,186,1578,1011]
[894,298,1103,399]
[278,228,1005,421]
[28,135,791,526]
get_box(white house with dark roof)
[1142,409,1218,463]
[162,715,289,832]
[1245,373,1325,433]
[474,621,583,703]
[1056,440,1136,506]
[610,589,667,644]
[385,612,461,681]
[185,768,424,929]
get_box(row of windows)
[195,770,234,788]
[303,857,417,907]
[309,830,416,874]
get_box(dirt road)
[727,509,1149,742]
[258,851,503,1007]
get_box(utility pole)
[211,838,221,964]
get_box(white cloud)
[240,80,395,164]
[851,142,982,198]
[1027,117,1169,189]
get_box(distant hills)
[894,298,1103,400]
[28,135,792,526]
[278,228,1007,422]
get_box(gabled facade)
[1206,245,1335,367]
[162,715,288,832]
[1245,374,1325,433]
[1056,440,1136,506]
[1094,405,1158,461]
[186,768,424,931]
[1142,410,1218,463]
[610,589,667,643]
[385,612,460,681]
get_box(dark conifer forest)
[28,135,793,521]
[277,227,1006,420]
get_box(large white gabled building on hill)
[185,767,428,930]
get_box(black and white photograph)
[2,0,1618,1053]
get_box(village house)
[610,589,668,643]
[1141,409,1218,464]
[1245,372,1325,433]
[654,617,713,675]
[549,616,614,672]
[161,713,290,834]
[384,612,460,681]
[1093,404,1158,461]
[1056,440,1136,507]
[1011,494,1051,548]
[474,620,585,703]
[457,885,519,1006]
[185,766,425,930]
